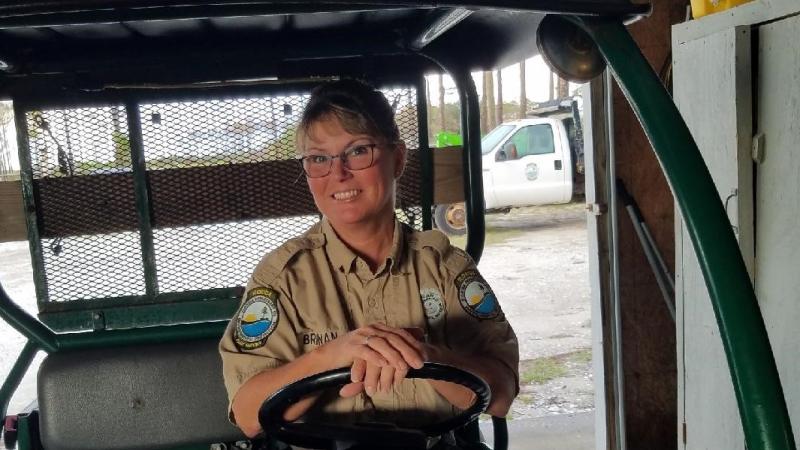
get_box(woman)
[219,79,519,438]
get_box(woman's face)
[302,116,405,230]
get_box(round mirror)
[536,15,606,83]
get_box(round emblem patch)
[420,288,445,325]
[234,287,279,350]
[456,270,499,320]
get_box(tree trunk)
[557,76,569,99]
[480,71,488,134]
[484,71,495,130]
[519,60,527,119]
[548,68,554,101]
[438,73,446,133]
[495,69,503,125]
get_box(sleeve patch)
[234,287,280,350]
[455,270,499,320]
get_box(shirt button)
[368,298,377,308]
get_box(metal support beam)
[0,284,58,353]
[416,76,434,231]
[0,340,38,424]
[126,101,159,298]
[441,65,485,262]
[13,103,49,306]
[575,16,795,450]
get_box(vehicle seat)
[38,338,244,450]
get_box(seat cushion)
[38,338,244,450]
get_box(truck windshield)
[481,124,515,155]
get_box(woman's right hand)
[326,323,426,397]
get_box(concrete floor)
[481,411,595,450]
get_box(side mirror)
[495,151,507,162]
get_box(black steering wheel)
[258,362,495,450]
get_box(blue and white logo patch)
[420,288,445,325]
[234,287,279,350]
[456,270,499,320]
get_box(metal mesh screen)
[26,107,146,302]
[140,95,317,293]
[388,87,423,230]
[24,84,423,305]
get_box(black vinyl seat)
[37,338,243,450]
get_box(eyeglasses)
[298,143,378,178]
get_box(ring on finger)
[363,334,376,345]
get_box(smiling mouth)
[332,189,360,201]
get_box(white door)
[491,122,566,207]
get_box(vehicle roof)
[499,117,563,127]
[0,1,650,98]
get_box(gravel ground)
[477,203,593,421]
[0,202,593,446]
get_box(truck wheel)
[434,203,467,236]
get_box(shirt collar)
[321,217,405,276]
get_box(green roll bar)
[573,16,795,450]
[0,285,227,353]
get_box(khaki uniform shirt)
[219,218,519,425]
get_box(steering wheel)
[258,362,493,450]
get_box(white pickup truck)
[434,108,584,235]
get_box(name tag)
[301,330,339,346]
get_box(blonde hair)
[296,79,400,151]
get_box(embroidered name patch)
[301,331,339,347]
[420,288,445,325]
[455,270,499,320]
[234,287,279,350]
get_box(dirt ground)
[0,202,593,448]
[475,203,593,422]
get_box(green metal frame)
[417,75,434,231]
[0,340,38,428]
[0,285,228,354]
[126,100,160,297]
[14,103,50,306]
[573,16,795,450]
[450,67,486,263]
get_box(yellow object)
[691,0,754,18]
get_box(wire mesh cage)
[27,107,146,303]
[23,84,426,317]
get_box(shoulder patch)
[455,270,499,320]
[234,287,280,350]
